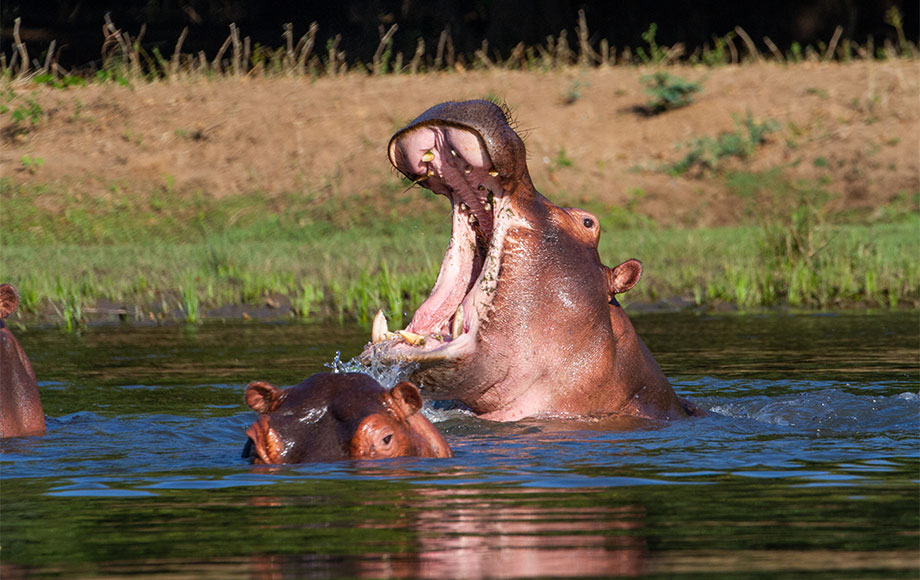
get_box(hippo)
[243,372,452,464]
[361,99,697,422]
[0,283,45,437]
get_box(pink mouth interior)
[389,125,506,340]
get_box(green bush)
[641,71,702,113]
[667,113,778,175]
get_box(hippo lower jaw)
[361,123,523,368]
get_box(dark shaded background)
[2,1,917,69]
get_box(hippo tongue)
[396,125,505,335]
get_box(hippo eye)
[382,434,393,445]
[583,218,594,228]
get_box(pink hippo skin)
[0,283,45,437]
[243,372,452,464]
[361,100,699,422]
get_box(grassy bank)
[2,176,916,330]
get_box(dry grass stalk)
[576,9,600,66]
[505,42,525,69]
[41,40,56,74]
[212,33,232,73]
[599,39,610,66]
[372,23,398,75]
[283,23,295,71]
[409,37,425,74]
[295,22,319,75]
[663,44,685,64]
[4,14,917,82]
[734,26,761,61]
[170,27,188,78]
[726,34,739,63]
[434,29,447,69]
[825,26,843,61]
[326,34,344,76]
[230,23,242,77]
[555,30,572,64]
[763,36,785,61]
[474,40,496,70]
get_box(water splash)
[324,350,419,390]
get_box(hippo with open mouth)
[360,100,696,422]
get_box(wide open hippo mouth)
[362,107,525,365]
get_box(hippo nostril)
[583,218,594,228]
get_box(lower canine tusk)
[452,304,464,339]
[372,309,389,344]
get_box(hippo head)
[1,283,45,438]
[243,372,452,464]
[361,100,689,421]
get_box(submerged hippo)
[0,283,45,437]
[243,372,452,464]
[361,100,696,422]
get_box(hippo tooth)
[397,330,426,346]
[451,304,464,339]
[484,201,492,212]
[465,165,472,174]
[427,168,435,177]
[468,213,478,225]
[372,309,389,344]
[488,169,499,177]
[451,148,458,157]
[422,150,435,163]
[460,202,469,212]
[477,184,485,191]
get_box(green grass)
[2,173,917,329]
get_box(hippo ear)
[0,284,19,319]
[390,382,423,417]
[604,259,643,296]
[245,381,285,414]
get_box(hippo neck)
[607,305,687,420]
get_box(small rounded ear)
[390,382,423,417]
[245,381,285,414]
[604,259,643,296]
[0,283,19,319]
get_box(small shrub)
[640,71,702,114]
[3,95,44,128]
[20,155,44,174]
[636,23,667,64]
[667,113,778,175]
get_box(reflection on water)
[1,311,918,578]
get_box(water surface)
[2,311,918,579]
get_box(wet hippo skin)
[243,372,452,464]
[362,100,699,422]
[0,283,45,438]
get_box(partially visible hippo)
[0,283,45,437]
[243,372,452,464]
[361,100,698,422]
